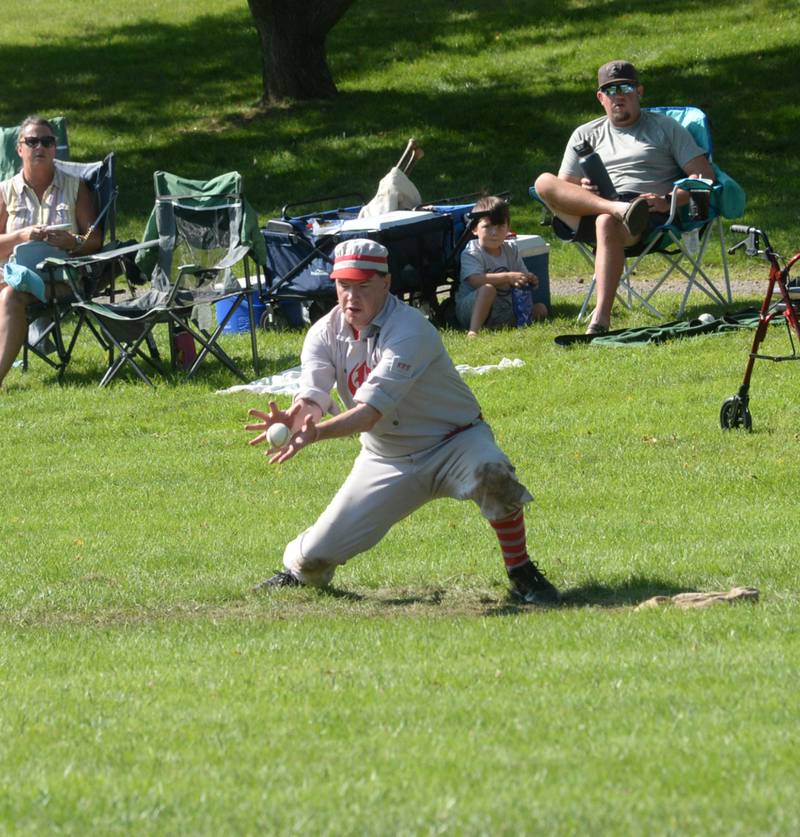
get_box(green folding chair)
[65,170,267,386]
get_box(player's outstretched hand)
[246,400,301,447]
[268,414,318,464]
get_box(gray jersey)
[559,110,705,197]
[296,293,482,457]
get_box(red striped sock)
[490,509,529,571]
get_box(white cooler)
[312,210,439,236]
[514,233,550,310]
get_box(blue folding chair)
[531,106,746,321]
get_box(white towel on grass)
[217,357,525,396]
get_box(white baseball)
[697,312,715,325]
[266,422,291,448]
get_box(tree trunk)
[247,0,354,104]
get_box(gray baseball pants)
[283,422,532,586]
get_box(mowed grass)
[2,1,800,265]
[3,0,800,833]
[4,294,800,833]
[3,614,798,834]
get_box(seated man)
[0,115,101,387]
[534,60,714,334]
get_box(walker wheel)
[720,396,752,431]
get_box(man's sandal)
[621,197,650,238]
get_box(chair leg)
[675,229,729,317]
[244,260,260,375]
[83,316,163,388]
[172,310,248,383]
[716,218,733,304]
[24,306,73,381]
[577,278,596,322]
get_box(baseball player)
[246,238,559,605]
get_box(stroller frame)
[259,192,365,327]
[260,190,500,327]
[720,224,800,431]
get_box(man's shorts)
[553,192,669,255]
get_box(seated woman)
[0,115,101,386]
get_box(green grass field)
[3,1,800,833]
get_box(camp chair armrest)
[37,238,160,271]
[177,263,213,278]
[672,176,716,193]
[661,178,719,226]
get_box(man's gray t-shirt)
[558,110,706,196]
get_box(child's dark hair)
[471,195,510,227]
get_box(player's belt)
[442,414,482,442]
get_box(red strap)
[442,414,482,442]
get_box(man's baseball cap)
[330,238,389,281]
[597,60,640,89]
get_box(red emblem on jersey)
[348,361,371,395]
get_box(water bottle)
[573,140,619,200]
[172,327,197,370]
[511,286,534,327]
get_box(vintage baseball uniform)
[455,238,526,329]
[558,110,706,197]
[283,293,532,586]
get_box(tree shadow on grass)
[2,5,799,237]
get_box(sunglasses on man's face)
[20,136,57,148]
[601,83,638,97]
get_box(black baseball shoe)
[508,561,560,606]
[252,570,303,592]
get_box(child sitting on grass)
[455,195,548,336]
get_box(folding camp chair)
[65,170,266,387]
[22,153,122,379]
[531,106,745,321]
[0,116,125,380]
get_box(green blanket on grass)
[555,308,767,347]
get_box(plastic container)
[214,291,266,334]
[514,234,551,310]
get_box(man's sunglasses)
[20,136,57,148]
[600,83,638,97]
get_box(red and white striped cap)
[330,238,389,281]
